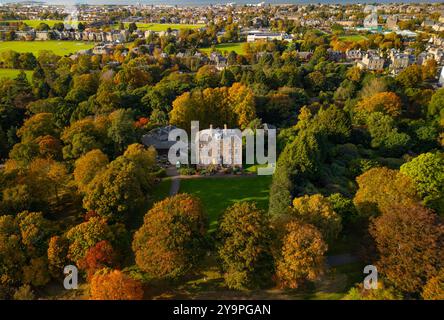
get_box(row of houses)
[349,47,444,73]
[13,29,131,43]
[8,26,190,43]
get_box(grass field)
[200,42,247,55]
[338,34,367,42]
[179,175,271,230]
[0,41,95,56]
[3,20,204,31]
[122,23,204,31]
[0,68,32,80]
[3,20,65,28]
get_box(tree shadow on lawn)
[143,255,360,300]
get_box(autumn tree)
[0,212,54,286]
[353,167,418,217]
[0,158,73,213]
[65,217,115,263]
[274,221,327,289]
[16,113,58,143]
[82,154,152,221]
[73,149,109,193]
[35,135,62,160]
[22,256,51,287]
[346,66,362,82]
[291,194,342,242]
[422,59,437,81]
[370,204,444,294]
[195,65,220,88]
[61,116,110,160]
[47,235,69,278]
[422,269,444,300]
[170,83,256,130]
[132,194,207,280]
[217,202,274,289]
[0,215,27,284]
[13,285,35,300]
[90,269,143,300]
[78,240,117,279]
[114,57,158,89]
[356,92,402,117]
[396,64,423,88]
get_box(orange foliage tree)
[370,204,444,294]
[356,92,402,117]
[132,194,207,280]
[422,269,444,300]
[275,221,327,289]
[90,269,143,300]
[78,240,117,279]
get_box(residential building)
[357,53,385,71]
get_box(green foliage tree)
[400,152,444,214]
[65,217,115,263]
[344,282,403,300]
[217,202,274,289]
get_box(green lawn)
[0,41,96,56]
[118,23,204,31]
[3,20,203,31]
[179,176,271,230]
[3,20,66,28]
[338,34,367,42]
[200,42,247,55]
[0,68,32,80]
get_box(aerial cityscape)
[0,0,443,304]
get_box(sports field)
[122,22,205,31]
[200,42,247,55]
[338,34,368,42]
[0,41,95,56]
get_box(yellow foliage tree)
[170,83,256,130]
[74,149,109,193]
[291,194,342,242]
[354,167,419,217]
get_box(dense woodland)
[0,26,443,300]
